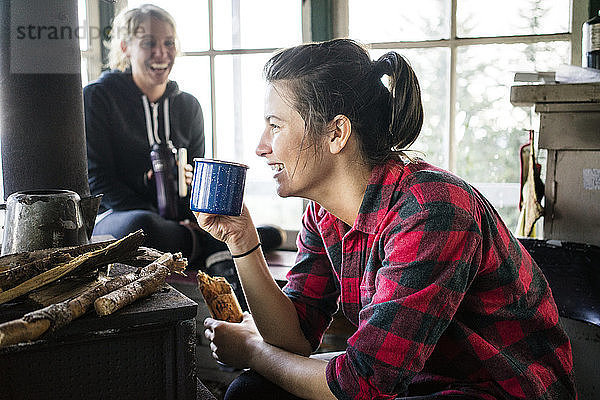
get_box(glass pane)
[126,0,209,51]
[0,112,3,201]
[169,56,213,158]
[496,205,520,233]
[371,47,450,168]
[213,0,302,50]
[457,0,570,37]
[214,53,304,229]
[78,0,88,51]
[349,0,450,42]
[455,41,570,186]
[81,56,89,86]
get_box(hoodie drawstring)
[142,95,155,146]
[142,95,172,147]
[151,102,160,144]
[163,98,170,143]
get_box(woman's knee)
[122,210,164,236]
[224,371,301,400]
[95,210,164,238]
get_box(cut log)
[0,319,51,347]
[126,247,188,272]
[0,252,187,347]
[0,232,144,291]
[0,240,113,274]
[0,230,145,305]
[0,270,140,347]
[94,253,176,316]
[94,266,169,316]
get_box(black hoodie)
[83,69,205,215]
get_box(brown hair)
[264,39,423,165]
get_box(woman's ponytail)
[374,52,423,151]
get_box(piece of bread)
[196,271,243,323]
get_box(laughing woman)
[197,39,576,400]
[83,4,214,263]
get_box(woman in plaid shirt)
[197,39,576,399]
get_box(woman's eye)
[164,40,176,48]
[140,39,155,49]
[270,124,280,133]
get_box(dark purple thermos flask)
[150,142,179,220]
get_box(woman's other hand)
[146,169,154,182]
[204,312,262,369]
[184,163,194,186]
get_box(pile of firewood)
[0,229,187,347]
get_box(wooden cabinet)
[511,83,600,246]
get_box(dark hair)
[263,39,423,165]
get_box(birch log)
[93,253,175,316]
[0,230,145,305]
[0,319,51,347]
[0,230,144,292]
[0,270,140,347]
[0,252,186,346]
[0,241,112,275]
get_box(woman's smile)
[270,162,285,177]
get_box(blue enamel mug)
[190,158,249,216]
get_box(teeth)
[270,164,284,172]
[150,63,168,69]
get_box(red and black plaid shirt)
[283,159,576,399]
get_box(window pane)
[169,56,213,157]
[349,0,450,42]
[78,0,88,51]
[455,41,570,185]
[214,54,267,161]
[126,0,209,51]
[213,0,302,50]
[457,0,570,37]
[370,48,450,168]
[0,115,3,201]
[214,54,304,229]
[81,57,89,86]
[496,205,520,233]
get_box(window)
[347,0,578,231]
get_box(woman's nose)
[255,127,272,158]
[153,43,170,58]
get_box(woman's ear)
[120,40,129,56]
[328,115,352,155]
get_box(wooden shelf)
[510,82,600,106]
